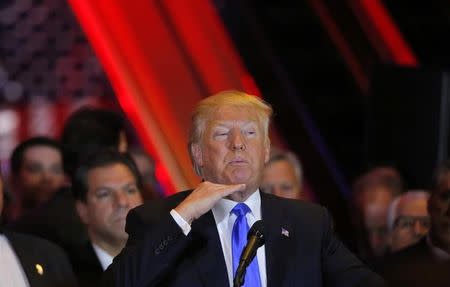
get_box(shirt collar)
[212,189,262,225]
[91,243,114,271]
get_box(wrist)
[174,204,194,225]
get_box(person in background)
[378,161,450,286]
[386,190,430,252]
[68,149,143,286]
[104,90,385,287]
[7,137,66,221]
[0,170,77,287]
[129,147,163,200]
[10,107,129,250]
[261,147,304,200]
[351,166,403,263]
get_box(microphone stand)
[233,266,247,287]
[233,220,265,287]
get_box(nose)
[115,191,130,207]
[231,132,246,151]
[413,220,429,237]
[41,169,53,182]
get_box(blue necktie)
[231,203,262,287]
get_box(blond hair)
[188,90,273,176]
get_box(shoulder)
[262,192,328,220]
[5,230,68,255]
[260,192,333,239]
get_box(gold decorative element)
[35,264,44,275]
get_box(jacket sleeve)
[103,206,192,287]
[320,207,386,287]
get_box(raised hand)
[174,181,246,224]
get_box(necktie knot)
[231,203,251,218]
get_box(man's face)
[193,106,270,197]
[429,173,450,249]
[262,159,301,199]
[390,197,430,252]
[18,145,65,204]
[77,163,143,246]
[362,186,394,257]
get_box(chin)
[229,170,253,183]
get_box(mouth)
[229,157,248,166]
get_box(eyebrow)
[93,181,138,192]
[212,121,257,128]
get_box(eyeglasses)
[394,216,430,230]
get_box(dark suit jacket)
[106,191,385,287]
[9,187,89,250]
[377,237,450,287]
[5,230,77,287]
[67,241,104,287]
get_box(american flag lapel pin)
[281,227,289,237]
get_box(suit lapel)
[191,211,229,287]
[261,193,293,287]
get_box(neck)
[89,232,126,257]
[227,188,257,202]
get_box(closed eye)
[243,129,256,137]
[213,129,229,140]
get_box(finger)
[219,184,246,197]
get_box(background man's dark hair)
[10,136,62,175]
[72,149,143,202]
[61,107,126,179]
[431,159,450,190]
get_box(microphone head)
[248,220,265,246]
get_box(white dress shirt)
[92,243,114,271]
[171,190,267,287]
[0,234,30,287]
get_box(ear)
[75,200,90,225]
[118,130,128,152]
[264,142,270,164]
[191,143,203,167]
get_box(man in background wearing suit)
[10,107,129,250]
[379,161,450,286]
[69,150,144,286]
[0,170,77,287]
[106,90,385,286]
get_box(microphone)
[233,220,265,287]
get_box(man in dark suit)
[0,171,77,287]
[378,161,450,287]
[10,107,129,250]
[69,150,144,286]
[106,90,385,286]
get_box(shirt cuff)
[170,209,192,236]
